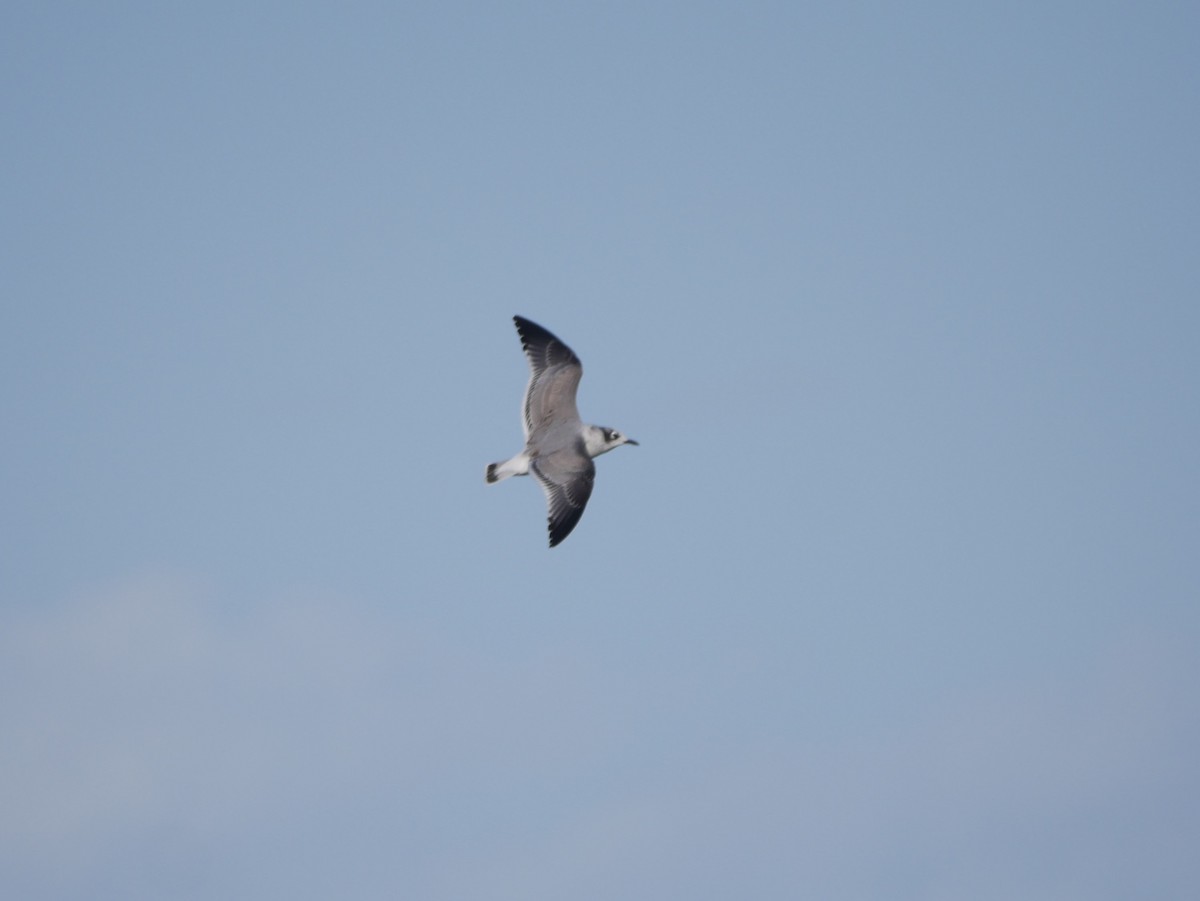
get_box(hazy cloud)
[3,576,1196,900]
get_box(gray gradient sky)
[3,3,1198,899]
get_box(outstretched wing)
[514,316,583,440]
[530,445,596,547]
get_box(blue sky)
[2,3,1198,898]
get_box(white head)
[583,425,639,458]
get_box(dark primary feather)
[514,316,581,372]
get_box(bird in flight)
[487,316,638,547]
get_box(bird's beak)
[626,438,639,446]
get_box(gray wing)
[530,444,596,547]
[514,316,583,440]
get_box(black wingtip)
[546,507,586,548]
[513,315,543,342]
[512,316,579,369]
[513,315,551,340]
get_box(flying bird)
[486,316,638,547]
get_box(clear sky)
[3,3,1198,899]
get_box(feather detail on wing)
[531,449,596,548]
[514,316,583,439]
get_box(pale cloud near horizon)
[3,574,1195,900]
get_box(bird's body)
[487,316,637,547]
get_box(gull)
[486,316,638,547]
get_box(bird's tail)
[486,453,530,484]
